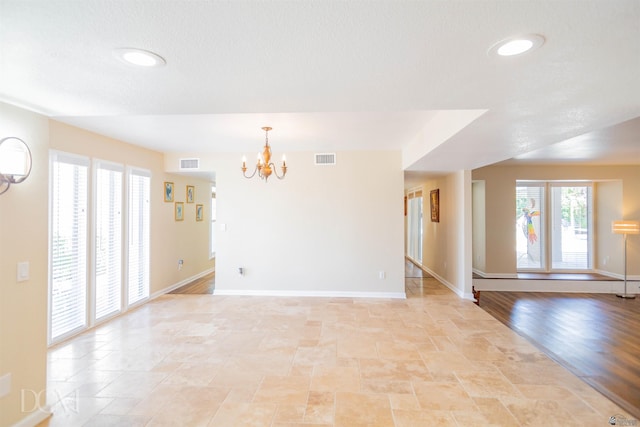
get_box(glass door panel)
[516,185,544,270]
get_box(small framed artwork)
[186,185,195,203]
[164,181,174,202]
[196,204,203,221]
[430,189,440,222]
[175,202,184,221]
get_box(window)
[127,168,150,306]
[94,161,123,320]
[516,181,593,272]
[406,189,423,263]
[49,152,89,343]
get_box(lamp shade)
[0,137,32,184]
[612,220,640,235]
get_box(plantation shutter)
[49,152,89,343]
[94,161,123,320]
[128,168,151,305]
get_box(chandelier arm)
[242,166,260,179]
[269,162,287,180]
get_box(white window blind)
[94,162,123,320]
[210,185,216,258]
[128,169,150,305]
[550,185,593,270]
[406,190,423,262]
[49,153,89,343]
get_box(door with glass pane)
[94,162,123,320]
[550,185,592,270]
[128,170,150,306]
[516,182,593,272]
[49,153,89,343]
[407,190,423,263]
[210,185,216,258]
[516,184,545,270]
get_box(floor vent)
[314,153,336,166]
[180,158,200,170]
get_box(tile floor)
[38,277,630,426]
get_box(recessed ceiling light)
[113,48,166,67]
[489,34,545,57]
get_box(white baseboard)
[593,269,640,281]
[150,267,215,300]
[405,255,422,267]
[12,406,51,427]
[213,289,406,299]
[418,266,469,300]
[472,269,518,279]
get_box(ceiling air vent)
[179,158,200,170]
[314,153,336,166]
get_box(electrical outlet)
[178,259,184,270]
[238,267,244,276]
[379,271,386,279]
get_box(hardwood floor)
[479,291,640,419]
[169,272,215,294]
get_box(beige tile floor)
[38,277,631,426]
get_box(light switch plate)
[17,262,29,282]
[0,373,11,398]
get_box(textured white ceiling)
[1,0,639,172]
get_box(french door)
[49,152,151,344]
[516,182,593,272]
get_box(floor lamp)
[612,220,640,299]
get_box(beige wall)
[0,103,50,426]
[472,164,640,277]
[595,181,623,273]
[472,180,486,272]
[166,150,406,297]
[49,121,214,296]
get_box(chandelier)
[241,127,287,181]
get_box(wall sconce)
[0,137,32,195]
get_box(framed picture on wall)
[196,204,203,221]
[430,189,439,222]
[175,202,184,221]
[164,181,174,202]
[186,185,195,203]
